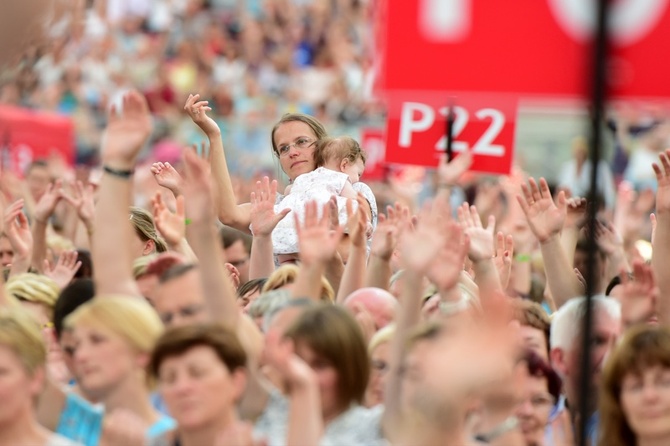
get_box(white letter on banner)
[420,0,471,42]
[399,102,435,148]
[547,0,669,45]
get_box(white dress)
[271,167,352,254]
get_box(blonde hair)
[47,234,75,254]
[262,264,334,302]
[314,136,367,168]
[65,296,164,353]
[133,254,159,279]
[5,273,60,320]
[0,306,47,374]
[369,324,395,354]
[129,207,168,253]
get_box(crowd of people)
[2,1,670,446]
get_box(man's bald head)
[344,287,397,330]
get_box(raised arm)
[60,180,96,249]
[457,203,502,296]
[184,94,252,231]
[248,177,290,279]
[31,181,64,273]
[292,200,344,301]
[365,203,407,290]
[93,91,153,297]
[652,149,670,326]
[336,195,369,303]
[151,192,197,262]
[383,199,453,438]
[517,178,581,309]
[3,199,33,277]
[181,147,239,330]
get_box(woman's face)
[620,365,670,440]
[274,121,317,181]
[514,368,554,444]
[366,341,390,407]
[159,346,246,430]
[72,324,139,399]
[294,341,340,418]
[0,345,43,426]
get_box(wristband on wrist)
[103,165,134,179]
[514,253,532,263]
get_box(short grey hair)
[550,295,621,352]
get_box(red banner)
[0,105,74,175]
[384,93,517,174]
[360,128,386,181]
[379,0,670,99]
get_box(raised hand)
[653,148,670,214]
[345,194,369,249]
[399,199,452,274]
[184,93,220,136]
[266,337,317,390]
[43,250,81,290]
[370,202,409,260]
[101,90,153,168]
[564,197,587,230]
[295,200,344,266]
[60,180,96,231]
[425,221,469,292]
[3,199,32,260]
[458,203,495,262]
[151,161,184,197]
[249,176,290,237]
[618,260,658,326]
[181,147,214,225]
[152,191,186,247]
[437,150,472,186]
[33,180,63,224]
[517,178,566,243]
[493,232,514,289]
[595,220,624,256]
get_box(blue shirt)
[57,393,176,446]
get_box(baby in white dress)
[272,136,374,255]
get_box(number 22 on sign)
[384,95,518,175]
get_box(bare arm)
[652,150,670,325]
[4,200,33,277]
[458,204,502,296]
[182,148,239,331]
[365,203,406,290]
[93,91,153,297]
[336,197,368,303]
[31,181,64,273]
[184,94,252,231]
[292,200,343,301]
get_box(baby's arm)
[284,184,293,195]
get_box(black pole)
[445,100,454,162]
[578,0,609,444]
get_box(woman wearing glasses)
[183,94,377,265]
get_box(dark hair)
[237,278,267,299]
[53,278,96,339]
[73,249,93,279]
[285,304,369,409]
[522,350,562,403]
[219,226,252,253]
[158,263,198,285]
[270,113,327,157]
[149,323,247,378]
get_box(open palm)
[517,178,566,243]
[102,91,153,165]
[250,177,289,237]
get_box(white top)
[271,167,353,255]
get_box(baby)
[272,136,374,255]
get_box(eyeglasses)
[159,304,205,325]
[277,138,315,157]
[518,393,556,409]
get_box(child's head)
[314,136,367,183]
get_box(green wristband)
[514,253,532,263]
